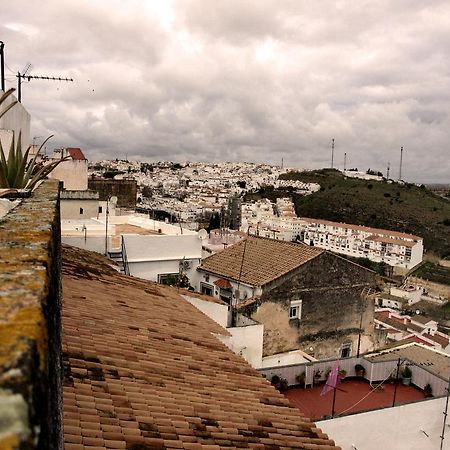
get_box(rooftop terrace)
[284,378,426,421]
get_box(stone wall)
[0,180,63,449]
[88,177,137,208]
[240,252,377,359]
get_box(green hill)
[247,169,450,258]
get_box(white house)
[62,213,203,286]
[48,147,88,191]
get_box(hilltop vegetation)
[247,169,450,258]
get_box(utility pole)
[386,162,390,180]
[331,138,335,169]
[344,152,347,171]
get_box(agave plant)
[0,88,68,190]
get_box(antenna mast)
[0,41,5,92]
[331,138,335,169]
[398,146,403,181]
[16,72,74,102]
[386,161,390,180]
[344,152,347,171]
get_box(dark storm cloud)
[2,0,450,182]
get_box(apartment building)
[300,218,423,270]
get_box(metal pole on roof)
[440,377,450,450]
[0,41,5,92]
[392,358,401,407]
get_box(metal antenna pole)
[399,147,403,181]
[392,358,401,407]
[331,138,335,169]
[0,41,5,92]
[387,162,390,180]
[344,152,347,171]
[440,377,450,450]
[16,73,74,102]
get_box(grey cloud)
[1,0,449,182]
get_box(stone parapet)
[0,180,62,449]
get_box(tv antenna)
[16,64,73,102]
[331,138,335,169]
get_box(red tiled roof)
[67,147,87,160]
[62,245,339,449]
[213,278,233,289]
[200,236,324,287]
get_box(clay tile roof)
[213,278,233,289]
[62,245,339,449]
[199,236,324,287]
[66,147,87,160]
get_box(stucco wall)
[49,159,88,190]
[182,295,229,329]
[0,180,63,449]
[60,198,99,220]
[0,90,30,152]
[241,252,377,359]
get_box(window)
[289,299,302,319]
[219,288,232,305]
[204,274,210,282]
[200,282,213,296]
[79,207,84,215]
[340,342,352,358]
[158,273,179,286]
[98,206,103,213]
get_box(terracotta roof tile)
[199,236,323,286]
[62,244,339,449]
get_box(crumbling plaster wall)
[0,180,63,449]
[242,252,377,359]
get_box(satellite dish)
[109,196,118,205]
[198,229,208,240]
[415,310,420,315]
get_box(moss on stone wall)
[0,180,62,449]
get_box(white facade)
[299,218,423,270]
[182,294,264,368]
[261,349,315,368]
[196,270,262,305]
[317,397,448,450]
[48,149,88,190]
[0,90,30,153]
[60,191,100,220]
[124,233,202,284]
[240,198,423,270]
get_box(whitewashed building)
[299,218,423,270]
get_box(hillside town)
[2,4,450,448]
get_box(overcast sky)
[2,0,450,182]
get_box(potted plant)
[338,369,347,380]
[296,371,306,387]
[401,366,412,385]
[313,369,322,385]
[355,364,366,377]
[424,383,433,397]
